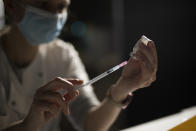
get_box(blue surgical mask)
[18,6,67,45]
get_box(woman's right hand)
[22,77,81,131]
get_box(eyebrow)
[30,0,48,4]
[34,0,70,5]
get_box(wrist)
[111,89,127,103]
[106,86,133,109]
[111,84,130,102]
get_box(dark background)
[60,0,196,130]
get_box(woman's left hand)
[111,38,158,102]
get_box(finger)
[122,58,141,78]
[63,90,79,102]
[40,77,75,92]
[147,41,157,60]
[134,50,154,73]
[138,41,156,69]
[137,57,154,84]
[143,75,155,87]
[35,91,65,106]
[143,73,157,87]
[63,79,81,98]
[143,81,151,87]
[151,73,157,82]
[67,79,84,85]
[147,41,158,70]
[34,100,61,116]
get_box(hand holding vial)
[111,35,158,102]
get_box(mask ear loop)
[59,8,71,35]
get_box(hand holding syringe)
[59,61,128,98]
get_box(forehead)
[24,0,70,4]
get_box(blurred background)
[59,0,196,130]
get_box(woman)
[0,0,158,131]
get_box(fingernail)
[141,35,151,46]
[62,97,66,101]
[148,41,154,48]
[74,92,78,96]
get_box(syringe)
[76,61,128,90]
[59,61,128,97]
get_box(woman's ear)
[3,0,25,24]
[3,0,15,14]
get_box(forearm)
[2,120,40,131]
[84,97,122,131]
